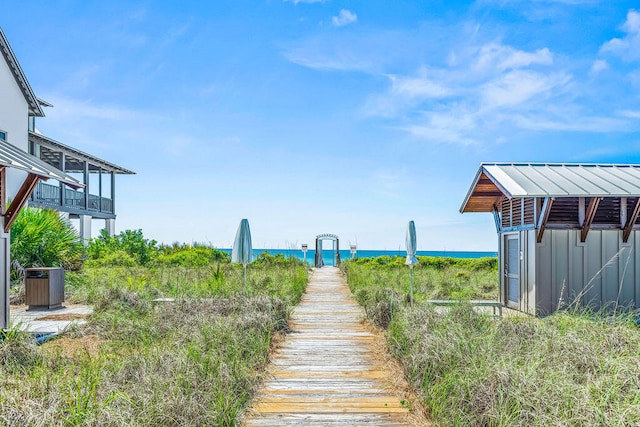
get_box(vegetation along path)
[243,267,419,426]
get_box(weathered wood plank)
[242,267,412,426]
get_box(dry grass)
[362,317,432,426]
[1,264,308,426]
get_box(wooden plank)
[581,196,602,242]
[242,267,413,426]
[536,197,554,243]
[4,173,40,232]
[623,198,640,243]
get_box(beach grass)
[1,261,308,426]
[342,256,640,426]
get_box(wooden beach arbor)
[315,234,341,268]
[461,163,640,316]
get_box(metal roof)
[0,140,83,189]
[0,27,44,117]
[460,163,640,213]
[29,132,135,175]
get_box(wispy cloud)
[284,0,327,4]
[473,43,552,72]
[590,59,609,74]
[600,9,640,61]
[43,95,154,121]
[619,110,640,119]
[480,70,570,110]
[284,48,373,71]
[332,9,357,27]
[362,38,584,144]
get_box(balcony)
[31,181,114,217]
[27,131,134,220]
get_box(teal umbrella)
[232,219,252,292]
[405,220,419,306]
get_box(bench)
[426,300,503,317]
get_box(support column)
[0,222,9,329]
[110,171,115,214]
[59,152,66,208]
[79,215,92,244]
[83,161,89,210]
[98,167,103,212]
[105,218,116,236]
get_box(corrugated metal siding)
[526,230,536,314]
[534,229,638,315]
[483,164,640,198]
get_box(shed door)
[505,235,520,306]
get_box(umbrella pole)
[409,265,414,307]
[243,264,247,293]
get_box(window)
[0,130,6,141]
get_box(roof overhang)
[29,132,135,174]
[460,167,511,213]
[460,162,640,213]
[0,27,44,117]
[0,140,83,189]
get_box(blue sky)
[2,0,640,250]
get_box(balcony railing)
[31,181,113,214]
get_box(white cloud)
[619,110,640,119]
[43,95,153,122]
[284,48,372,71]
[361,71,452,117]
[590,59,609,74]
[362,40,584,143]
[389,73,451,99]
[332,9,358,27]
[600,9,640,61]
[481,70,570,110]
[474,43,553,72]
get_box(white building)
[0,27,134,328]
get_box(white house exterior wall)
[0,51,29,200]
[534,229,640,315]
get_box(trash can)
[25,267,64,309]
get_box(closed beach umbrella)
[405,220,419,305]
[232,218,252,292]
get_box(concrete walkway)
[9,304,92,334]
[242,267,412,426]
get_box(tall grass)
[343,257,640,426]
[1,261,308,426]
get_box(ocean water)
[222,249,498,267]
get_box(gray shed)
[461,163,640,316]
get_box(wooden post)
[536,197,554,243]
[623,198,640,243]
[315,238,319,268]
[0,167,5,215]
[581,197,601,242]
[4,174,41,232]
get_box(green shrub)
[253,252,304,267]
[154,245,229,267]
[9,206,83,271]
[85,250,137,267]
[86,229,157,266]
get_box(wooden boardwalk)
[242,267,412,426]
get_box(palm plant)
[10,206,83,272]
